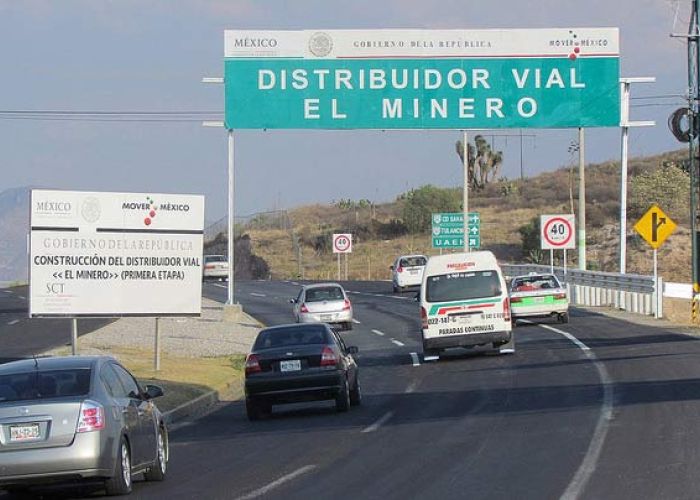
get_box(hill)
[237,148,692,283]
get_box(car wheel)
[392,284,398,293]
[335,378,351,412]
[144,426,168,482]
[345,321,353,331]
[559,312,569,324]
[105,436,132,496]
[350,376,362,406]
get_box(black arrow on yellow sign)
[651,212,666,242]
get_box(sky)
[0,0,692,225]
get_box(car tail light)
[503,298,511,322]
[205,264,215,270]
[300,303,309,313]
[76,400,105,433]
[510,297,523,303]
[421,307,428,329]
[245,354,262,375]
[397,266,404,273]
[342,299,351,311]
[554,293,567,300]
[320,346,338,367]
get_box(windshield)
[254,325,331,350]
[426,271,502,302]
[305,287,344,302]
[0,368,92,403]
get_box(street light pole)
[577,127,586,270]
[227,129,235,304]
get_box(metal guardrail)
[501,263,661,317]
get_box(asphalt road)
[5,280,700,499]
[0,286,111,363]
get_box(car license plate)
[409,270,418,275]
[319,314,333,321]
[10,424,40,442]
[280,360,301,372]
[458,315,473,324]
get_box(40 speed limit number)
[540,214,576,250]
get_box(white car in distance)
[202,255,229,281]
[390,254,428,293]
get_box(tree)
[629,164,689,222]
[401,185,461,233]
[518,217,544,264]
[456,135,504,189]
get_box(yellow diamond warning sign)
[633,204,677,250]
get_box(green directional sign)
[224,29,620,130]
[432,212,480,249]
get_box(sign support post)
[71,318,78,355]
[337,254,341,281]
[345,253,348,281]
[463,130,469,253]
[653,248,659,319]
[227,129,235,304]
[550,249,554,274]
[154,318,161,371]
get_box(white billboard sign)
[540,214,576,250]
[332,233,353,254]
[30,189,205,317]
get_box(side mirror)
[144,384,164,399]
[289,298,297,304]
[389,265,394,271]
[414,293,420,302]
[347,346,359,355]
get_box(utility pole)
[690,0,700,313]
[577,128,586,270]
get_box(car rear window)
[205,255,226,263]
[426,271,502,302]
[400,256,427,267]
[0,368,92,403]
[253,326,331,350]
[511,275,560,292]
[305,287,344,302]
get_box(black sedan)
[244,323,361,420]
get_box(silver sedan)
[0,355,168,496]
[290,283,354,331]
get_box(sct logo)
[46,283,65,294]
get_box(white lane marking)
[423,355,440,362]
[391,339,405,347]
[535,322,614,500]
[237,465,318,500]
[7,320,19,326]
[361,411,394,433]
[18,296,26,300]
[3,290,12,294]
[405,380,418,393]
[212,283,227,289]
[290,281,299,286]
[410,352,420,367]
[250,293,266,297]
[372,329,385,336]
[352,319,361,324]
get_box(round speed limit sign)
[540,215,575,250]
[332,233,353,254]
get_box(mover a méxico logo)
[122,196,190,226]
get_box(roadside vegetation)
[213,147,692,283]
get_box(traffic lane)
[203,280,300,326]
[0,286,112,363]
[236,323,603,500]
[131,346,433,499]
[540,310,700,499]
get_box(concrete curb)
[163,389,220,425]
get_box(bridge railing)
[500,263,661,317]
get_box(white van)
[420,251,514,358]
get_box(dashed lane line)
[371,329,385,336]
[236,465,318,500]
[391,339,405,347]
[250,293,266,298]
[352,319,361,324]
[361,411,394,433]
[7,320,19,326]
[410,352,420,367]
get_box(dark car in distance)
[244,323,361,420]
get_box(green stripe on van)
[429,298,500,316]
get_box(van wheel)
[423,348,440,360]
[344,322,353,331]
[559,313,569,324]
